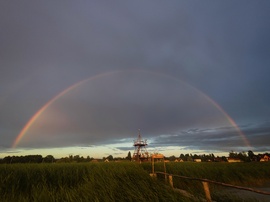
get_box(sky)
[1,1,270,159]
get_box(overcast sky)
[1,1,270,158]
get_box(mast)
[132,129,149,162]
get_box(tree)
[168,155,176,161]
[237,151,249,162]
[25,155,43,163]
[106,155,113,161]
[179,154,185,160]
[126,151,132,161]
[3,156,12,164]
[193,154,199,160]
[183,154,190,161]
[248,150,256,161]
[43,155,55,163]
[184,154,193,162]
[229,151,238,158]
[73,155,85,162]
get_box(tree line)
[0,150,268,164]
[175,150,269,162]
[0,155,55,164]
[0,152,132,164]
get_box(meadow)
[0,162,187,202]
[1,162,270,202]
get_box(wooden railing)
[154,172,270,202]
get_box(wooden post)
[168,175,173,188]
[202,182,212,202]
[150,173,156,178]
[163,159,167,182]
[152,157,154,174]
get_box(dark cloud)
[0,1,270,157]
[150,121,270,153]
[115,147,134,152]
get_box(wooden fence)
[154,171,270,202]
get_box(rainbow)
[202,96,251,147]
[12,71,114,148]
[12,70,251,148]
[163,73,251,148]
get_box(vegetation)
[0,150,268,164]
[142,161,270,185]
[1,152,270,201]
[0,162,189,202]
[142,162,270,201]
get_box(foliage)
[2,155,44,163]
[43,155,55,163]
[126,151,132,161]
[0,150,268,164]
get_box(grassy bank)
[0,162,188,202]
[142,162,270,185]
[1,162,270,201]
[142,162,270,201]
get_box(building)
[227,158,242,163]
[260,154,270,162]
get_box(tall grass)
[141,162,270,201]
[0,162,189,202]
[142,162,270,185]
[1,162,269,201]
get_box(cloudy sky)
[1,1,270,158]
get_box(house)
[194,159,202,162]
[260,154,270,162]
[91,159,99,163]
[227,158,242,163]
[174,158,184,162]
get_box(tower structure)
[133,130,149,162]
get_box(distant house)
[174,158,184,162]
[260,154,270,162]
[227,158,242,163]
[91,159,99,163]
[194,159,202,162]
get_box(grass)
[0,162,190,202]
[1,162,270,201]
[141,161,270,201]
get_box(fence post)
[168,175,173,188]
[152,157,154,174]
[202,181,212,202]
[163,159,167,182]
[150,173,156,178]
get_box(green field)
[1,162,270,202]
